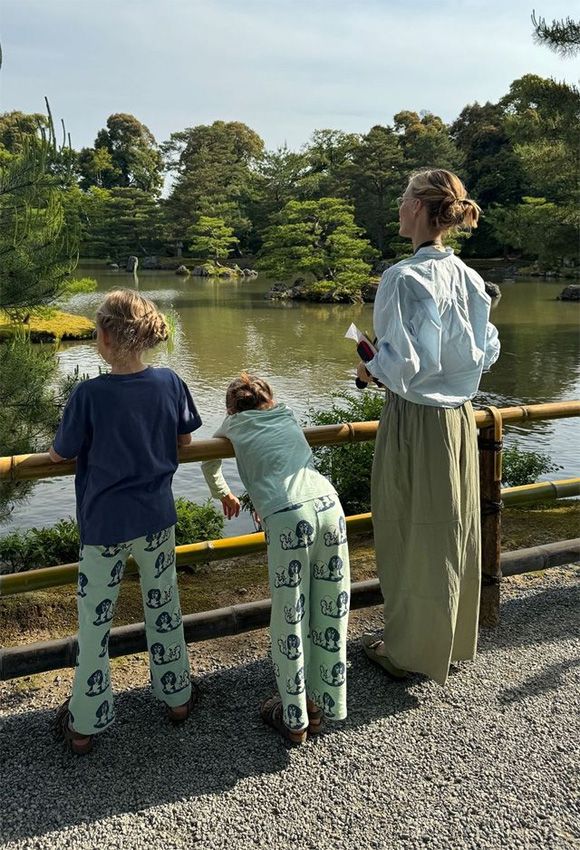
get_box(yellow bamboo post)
[478,406,503,627]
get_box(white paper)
[344,322,366,344]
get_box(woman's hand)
[220,493,241,519]
[356,361,372,385]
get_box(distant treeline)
[0,73,578,272]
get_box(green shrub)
[502,442,562,487]
[174,497,224,545]
[0,499,224,574]
[0,518,80,573]
[307,390,385,514]
[307,397,563,509]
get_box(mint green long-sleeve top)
[200,403,336,521]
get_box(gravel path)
[1,568,579,850]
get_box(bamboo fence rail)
[1,400,579,483]
[0,400,579,636]
[1,481,579,597]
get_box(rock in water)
[126,256,139,273]
[175,265,190,276]
[484,280,501,299]
[557,284,580,301]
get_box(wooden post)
[478,406,503,627]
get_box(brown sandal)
[54,699,93,755]
[260,694,307,745]
[307,702,324,735]
[166,682,199,724]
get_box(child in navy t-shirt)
[51,289,202,754]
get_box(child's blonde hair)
[226,372,273,413]
[96,289,168,353]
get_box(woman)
[358,169,500,686]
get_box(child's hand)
[220,493,241,519]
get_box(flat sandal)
[54,698,93,755]
[260,694,307,745]
[166,682,200,724]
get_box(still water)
[5,268,580,536]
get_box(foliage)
[62,276,98,296]
[0,101,81,521]
[307,391,385,514]
[0,337,63,522]
[188,215,239,261]
[341,125,404,256]
[531,11,580,56]
[393,110,462,174]
[0,498,224,573]
[0,110,48,155]
[0,110,79,319]
[80,186,166,259]
[79,113,163,194]
[502,442,562,487]
[486,197,578,267]
[174,497,224,546]
[258,197,377,297]
[163,120,264,248]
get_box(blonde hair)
[96,289,168,353]
[226,372,273,413]
[406,169,481,231]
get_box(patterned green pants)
[69,525,191,735]
[263,495,350,732]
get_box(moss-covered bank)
[0,310,95,343]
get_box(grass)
[0,310,94,342]
[1,500,578,648]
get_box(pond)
[4,268,579,537]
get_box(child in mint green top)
[202,373,350,745]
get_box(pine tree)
[532,11,580,57]
[0,99,80,520]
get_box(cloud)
[0,0,577,150]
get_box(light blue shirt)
[366,247,500,407]
[201,403,336,520]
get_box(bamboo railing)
[0,399,579,631]
[1,480,579,597]
[1,400,579,483]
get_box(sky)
[0,0,578,152]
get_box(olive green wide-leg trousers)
[371,390,481,686]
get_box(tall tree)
[248,145,309,244]
[393,110,461,174]
[300,129,360,198]
[0,110,48,157]
[163,121,264,248]
[79,113,163,194]
[341,125,404,255]
[0,105,80,519]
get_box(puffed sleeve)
[52,384,89,459]
[366,275,443,394]
[483,321,500,371]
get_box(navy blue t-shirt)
[53,367,202,546]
